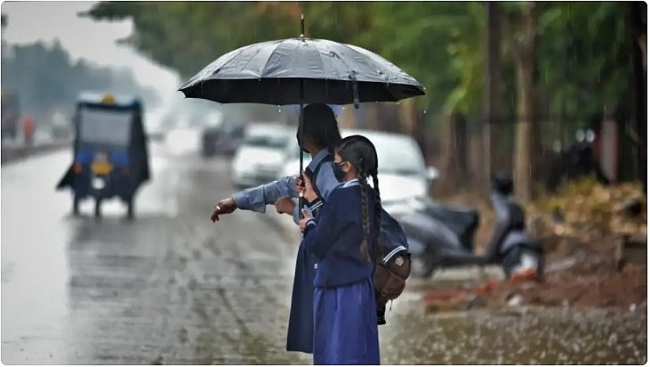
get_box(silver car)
[231,122,294,189]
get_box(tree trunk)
[482,1,501,192]
[365,103,381,130]
[513,3,538,203]
[398,99,418,136]
[441,110,468,191]
[339,105,358,129]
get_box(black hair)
[297,103,342,153]
[335,135,382,263]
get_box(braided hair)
[335,135,381,263]
[370,164,383,261]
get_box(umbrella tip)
[300,13,305,40]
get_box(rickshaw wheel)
[72,195,81,216]
[94,199,102,218]
[126,199,134,219]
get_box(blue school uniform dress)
[302,179,381,365]
[232,148,340,354]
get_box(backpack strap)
[303,154,333,220]
[307,154,333,199]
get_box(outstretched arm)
[211,176,297,222]
[231,176,297,213]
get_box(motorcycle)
[386,187,544,280]
[543,129,610,193]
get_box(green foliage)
[534,2,630,122]
[84,1,633,125]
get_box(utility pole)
[482,1,501,191]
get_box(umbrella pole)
[298,78,305,218]
[298,14,306,219]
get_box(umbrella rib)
[209,40,279,80]
[342,44,403,102]
[320,40,357,87]
[218,43,262,77]
[343,43,390,82]
[258,41,283,79]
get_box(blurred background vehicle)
[345,129,439,204]
[231,122,294,189]
[166,115,203,156]
[55,92,150,219]
[49,111,71,139]
[202,117,247,158]
[280,149,311,179]
[145,110,167,142]
[282,128,439,203]
[199,111,226,157]
[389,191,544,280]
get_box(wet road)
[2,136,647,364]
[2,140,310,364]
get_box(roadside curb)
[1,142,69,165]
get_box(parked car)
[50,112,72,140]
[231,123,295,189]
[281,129,439,203]
[202,118,246,158]
[281,149,312,178]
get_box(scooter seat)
[421,202,479,250]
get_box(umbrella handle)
[299,192,305,219]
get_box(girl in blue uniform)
[298,135,383,365]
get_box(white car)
[281,129,439,203]
[281,149,312,179]
[231,123,295,189]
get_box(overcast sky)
[2,1,182,107]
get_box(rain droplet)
[424,109,427,114]
[278,105,281,113]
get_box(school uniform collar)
[342,178,360,188]
[307,148,331,172]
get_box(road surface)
[1,139,311,364]
[1,134,646,364]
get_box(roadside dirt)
[422,180,647,312]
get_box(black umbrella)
[179,20,424,105]
[179,16,425,208]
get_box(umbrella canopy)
[178,38,425,105]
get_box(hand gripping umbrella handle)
[299,191,305,219]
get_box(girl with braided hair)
[297,135,381,365]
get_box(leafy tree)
[84,1,639,197]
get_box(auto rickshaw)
[56,92,151,218]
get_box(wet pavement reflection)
[1,138,646,364]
